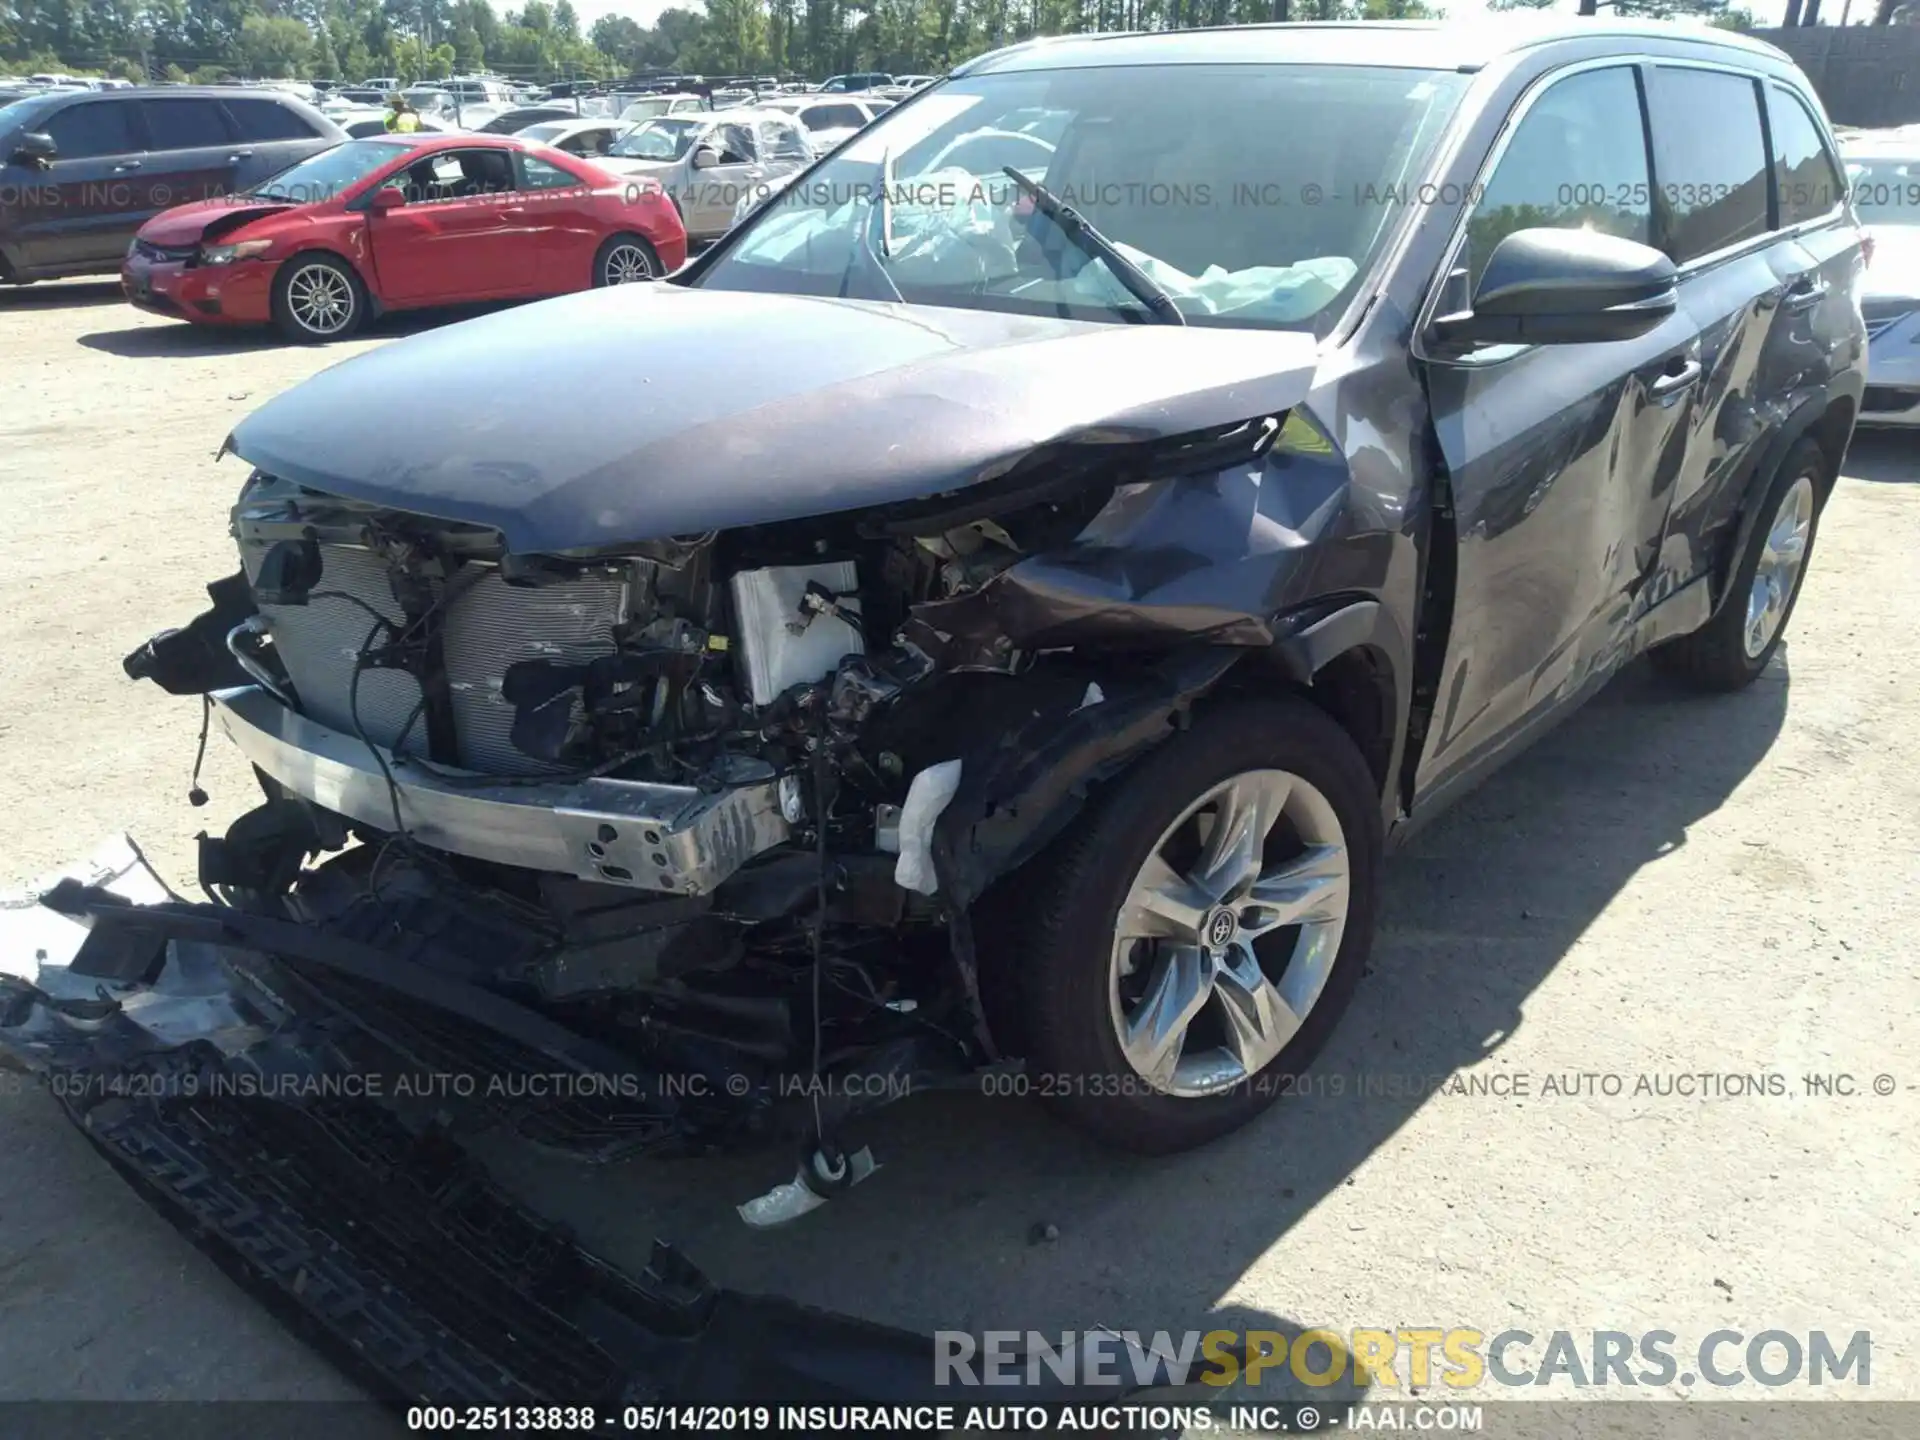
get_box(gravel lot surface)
[1,280,1915,1420]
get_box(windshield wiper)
[838,161,904,305]
[1000,166,1184,326]
[876,145,895,259]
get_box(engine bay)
[101,408,1298,1207]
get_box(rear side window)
[758,119,811,162]
[519,153,580,190]
[224,98,318,142]
[42,99,138,159]
[1644,67,1768,263]
[805,104,866,132]
[711,123,756,162]
[1463,66,1651,290]
[142,98,232,150]
[1767,84,1844,226]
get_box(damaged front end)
[0,298,1392,1407]
[92,401,1342,1164]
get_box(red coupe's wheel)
[594,234,661,287]
[271,252,366,343]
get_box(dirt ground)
[1,279,1916,1418]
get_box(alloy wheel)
[602,244,656,285]
[1744,474,1815,659]
[1109,768,1351,1098]
[286,264,354,336]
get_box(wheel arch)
[275,246,373,297]
[593,230,662,284]
[1210,599,1404,811]
[932,598,1406,916]
[1705,391,1853,626]
[271,247,375,332]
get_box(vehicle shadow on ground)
[1843,429,1917,484]
[0,279,124,310]
[483,653,1792,1372]
[75,301,524,359]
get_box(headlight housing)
[199,239,274,266]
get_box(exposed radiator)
[244,541,430,756]
[241,541,630,774]
[443,569,627,772]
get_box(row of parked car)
[16,52,1910,444]
[0,75,922,340]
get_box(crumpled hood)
[227,283,1322,554]
[138,199,295,247]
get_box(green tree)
[451,22,481,68]
[238,12,314,76]
[312,23,341,75]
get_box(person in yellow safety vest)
[384,95,421,134]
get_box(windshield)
[1845,156,1920,226]
[519,121,574,144]
[700,63,1469,333]
[612,116,702,161]
[248,140,406,203]
[622,98,674,120]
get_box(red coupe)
[121,133,687,342]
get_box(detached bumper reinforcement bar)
[209,685,791,897]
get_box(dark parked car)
[821,70,894,92]
[0,85,343,283]
[479,105,584,134]
[0,23,1867,1386]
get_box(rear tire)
[593,234,661,287]
[1650,437,1826,691]
[1014,697,1382,1155]
[271,252,366,343]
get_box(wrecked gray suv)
[2,22,1864,1383]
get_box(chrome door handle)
[1651,359,1702,401]
[1784,279,1829,312]
[112,159,142,172]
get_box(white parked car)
[1844,135,1920,427]
[401,86,457,121]
[515,117,632,161]
[618,93,712,124]
[336,109,454,139]
[596,110,813,242]
[755,95,886,154]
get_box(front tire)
[271,253,366,343]
[593,234,661,287]
[1650,436,1826,690]
[1016,697,1383,1154]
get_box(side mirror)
[690,146,721,171]
[369,185,407,213]
[11,130,56,167]
[1430,228,1678,348]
